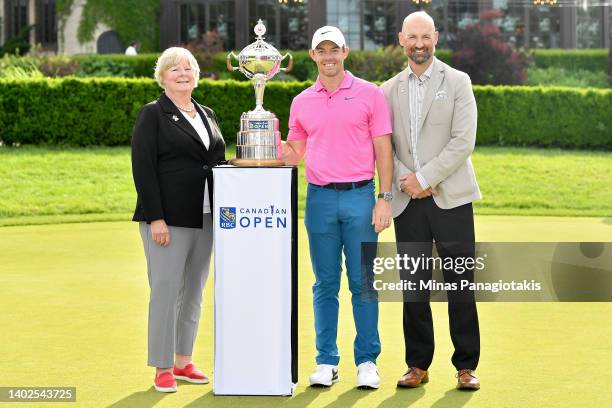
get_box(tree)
[453,9,529,85]
[56,0,160,52]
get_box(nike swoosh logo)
[321,31,332,35]
[344,96,354,100]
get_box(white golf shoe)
[309,364,339,387]
[356,361,380,389]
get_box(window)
[577,3,603,48]
[180,0,235,51]
[7,0,28,38]
[529,5,561,48]
[326,0,361,49]
[363,0,398,50]
[248,0,308,50]
[446,0,479,32]
[488,0,529,48]
[420,1,447,47]
[36,0,57,46]
[280,0,308,50]
[249,0,281,47]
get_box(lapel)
[158,93,205,150]
[397,68,412,152]
[194,103,220,153]
[417,58,445,133]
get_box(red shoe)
[173,363,210,384]
[154,371,177,393]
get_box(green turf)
[1,216,611,407]
[0,146,611,227]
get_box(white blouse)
[181,111,211,214]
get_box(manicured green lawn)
[0,145,611,226]
[0,217,611,407]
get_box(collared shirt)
[406,60,435,189]
[287,71,392,186]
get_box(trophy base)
[230,158,285,167]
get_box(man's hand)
[151,219,170,246]
[372,199,392,233]
[282,140,306,165]
[399,173,435,199]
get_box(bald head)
[398,11,438,66]
[402,11,436,33]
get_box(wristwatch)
[377,192,393,202]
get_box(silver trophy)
[226,20,293,166]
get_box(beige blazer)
[381,57,482,218]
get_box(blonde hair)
[154,47,200,88]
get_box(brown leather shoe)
[456,369,480,390]
[397,367,429,388]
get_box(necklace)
[168,95,195,113]
[177,103,195,113]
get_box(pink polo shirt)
[287,71,392,186]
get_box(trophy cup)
[226,20,293,166]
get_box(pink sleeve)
[369,88,392,138]
[287,99,308,141]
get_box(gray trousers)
[139,215,213,368]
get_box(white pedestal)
[212,166,297,396]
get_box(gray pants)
[139,215,213,368]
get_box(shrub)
[474,85,612,149]
[0,25,35,57]
[453,10,530,85]
[0,78,610,150]
[3,48,610,82]
[73,54,160,77]
[609,48,612,87]
[38,55,81,77]
[527,67,609,88]
[0,55,43,78]
[184,31,226,54]
[0,66,44,79]
[531,49,608,72]
[76,56,136,77]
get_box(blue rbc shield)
[220,207,237,229]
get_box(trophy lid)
[238,20,282,80]
[254,19,266,39]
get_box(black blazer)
[131,93,226,228]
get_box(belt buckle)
[336,182,351,191]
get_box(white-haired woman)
[131,47,225,392]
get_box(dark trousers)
[394,197,480,371]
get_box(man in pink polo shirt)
[282,26,393,389]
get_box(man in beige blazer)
[381,11,482,391]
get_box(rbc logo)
[220,207,236,229]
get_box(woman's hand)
[151,219,170,246]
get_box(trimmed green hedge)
[72,54,160,77]
[65,49,453,81]
[5,49,451,81]
[0,78,610,149]
[4,49,608,80]
[531,49,608,72]
[474,85,611,149]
